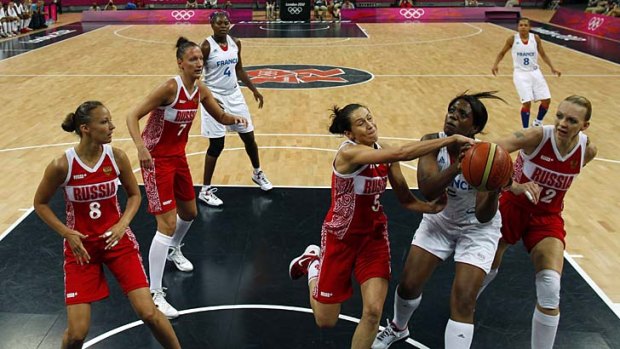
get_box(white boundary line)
[83,304,430,348]
[0,207,33,242]
[564,253,620,319]
[0,26,109,63]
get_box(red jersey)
[504,125,588,214]
[61,145,123,239]
[321,141,390,239]
[142,76,199,157]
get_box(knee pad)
[535,269,561,309]
[206,137,225,158]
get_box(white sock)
[532,307,559,349]
[253,167,262,174]
[392,287,422,330]
[444,319,474,349]
[202,184,211,191]
[170,215,193,247]
[307,259,319,284]
[149,231,172,292]
[477,268,498,299]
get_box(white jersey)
[511,33,539,72]
[202,35,240,95]
[427,132,499,225]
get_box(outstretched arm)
[339,134,474,169]
[416,133,464,200]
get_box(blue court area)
[0,187,619,348]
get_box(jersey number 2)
[540,189,556,204]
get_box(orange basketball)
[461,142,513,191]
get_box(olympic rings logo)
[287,6,303,14]
[171,10,195,21]
[587,17,605,31]
[399,8,425,19]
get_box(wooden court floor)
[0,13,619,312]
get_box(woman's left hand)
[100,223,127,250]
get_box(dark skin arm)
[233,37,263,108]
[416,133,463,201]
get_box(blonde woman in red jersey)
[34,101,181,349]
[479,95,597,349]
[126,37,246,319]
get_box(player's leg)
[477,239,508,298]
[353,277,389,349]
[239,130,273,191]
[127,287,181,349]
[167,159,198,272]
[149,210,181,318]
[447,263,485,349]
[199,103,227,206]
[513,72,534,128]
[63,304,91,349]
[530,237,564,349]
[532,71,552,127]
[199,136,225,206]
[373,219,446,349]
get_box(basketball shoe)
[152,288,179,319]
[252,170,273,191]
[289,245,320,280]
[532,119,543,127]
[167,245,194,272]
[372,319,410,349]
[198,186,223,207]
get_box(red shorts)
[499,196,566,252]
[64,230,149,305]
[141,156,195,214]
[313,229,391,304]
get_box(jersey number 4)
[224,67,232,77]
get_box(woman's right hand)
[450,134,475,147]
[138,145,153,169]
[65,229,90,265]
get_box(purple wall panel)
[81,9,253,23]
[550,8,620,41]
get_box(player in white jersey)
[492,18,561,129]
[34,101,181,349]
[198,11,272,207]
[373,92,537,349]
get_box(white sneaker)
[152,289,179,319]
[372,319,410,349]
[198,186,223,207]
[167,244,194,272]
[252,171,273,191]
[532,119,543,127]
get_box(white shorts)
[411,213,502,273]
[513,69,551,104]
[200,88,254,138]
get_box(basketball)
[461,142,513,191]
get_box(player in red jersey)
[479,95,597,349]
[288,103,473,349]
[33,101,180,349]
[126,37,246,318]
